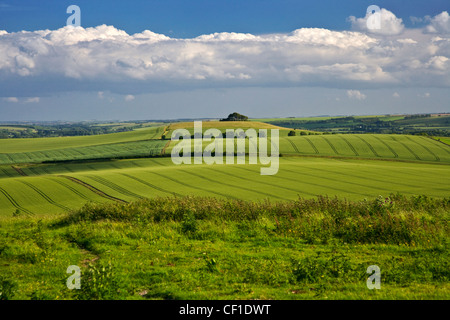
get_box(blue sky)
[1,0,448,35]
[0,0,449,121]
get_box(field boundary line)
[58,175,128,203]
[158,125,169,140]
[161,140,171,155]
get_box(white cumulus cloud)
[347,90,367,100]
[348,8,405,35]
[3,97,18,103]
[0,15,449,98]
[425,11,450,34]
[25,97,40,103]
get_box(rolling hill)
[0,120,449,216]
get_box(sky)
[0,0,449,121]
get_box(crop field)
[0,126,167,165]
[0,120,449,300]
[0,123,449,216]
[0,125,165,154]
[164,120,295,138]
[279,134,450,162]
[165,131,450,164]
[250,115,406,122]
[0,156,448,217]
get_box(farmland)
[0,120,449,216]
[254,113,450,136]
[0,156,449,217]
[0,118,449,300]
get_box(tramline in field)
[0,120,449,217]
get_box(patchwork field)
[1,121,448,217]
[0,120,449,300]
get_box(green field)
[0,125,166,154]
[0,120,449,300]
[252,114,450,136]
[0,156,448,217]
[0,125,167,165]
[0,121,449,216]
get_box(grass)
[0,120,449,300]
[0,195,448,300]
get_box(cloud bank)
[0,10,449,97]
[348,8,405,35]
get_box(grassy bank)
[1,194,448,300]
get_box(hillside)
[0,120,449,216]
[0,119,449,301]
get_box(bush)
[181,212,198,235]
[0,276,17,300]
[292,251,357,283]
[59,194,449,246]
[76,261,126,300]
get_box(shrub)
[0,276,17,300]
[292,251,356,283]
[181,212,198,235]
[76,261,126,300]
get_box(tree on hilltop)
[220,112,249,121]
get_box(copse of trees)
[220,112,249,121]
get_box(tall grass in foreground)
[58,194,449,246]
[2,194,448,300]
